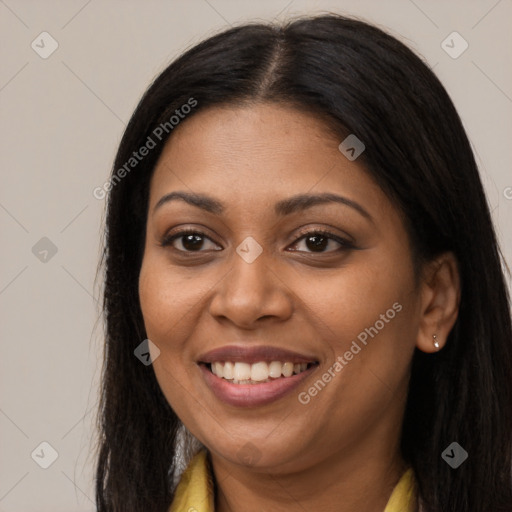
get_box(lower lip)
[199,364,317,407]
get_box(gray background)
[1,1,511,510]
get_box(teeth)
[233,362,251,381]
[213,362,224,378]
[282,362,294,377]
[223,361,234,380]
[268,361,282,378]
[251,362,268,381]
[210,360,311,382]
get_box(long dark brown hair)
[95,13,512,512]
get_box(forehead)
[149,103,384,211]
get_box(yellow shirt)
[169,450,417,512]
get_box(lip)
[199,362,318,407]
[197,344,318,365]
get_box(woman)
[95,14,512,512]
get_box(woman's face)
[139,103,422,473]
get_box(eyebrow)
[153,191,373,222]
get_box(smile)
[197,344,319,407]
[208,361,315,384]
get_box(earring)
[433,334,440,349]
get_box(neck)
[211,429,408,512]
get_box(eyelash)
[160,227,355,254]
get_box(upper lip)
[197,345,318,364]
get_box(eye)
[160,229,220,252]
[160,228,355,254]
[288,229,354,253]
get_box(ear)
[416,252,461,353]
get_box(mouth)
[197,345,320,407]
[205,360,317,384]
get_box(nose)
[208,246,293,329]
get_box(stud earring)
[433,334,440,349]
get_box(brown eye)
[289,230,354,253]
[161,230,220,252]
[179,233,206,251]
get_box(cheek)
[300,259,413,346]
[139,265,173,343]
[138,254,224,381]
[138,255,204,341]
[138,258,203,421]
[137,257,196,392]
[299,248,417,395]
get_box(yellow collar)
[169,450,416,512]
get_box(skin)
[138,103,460,512]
